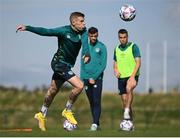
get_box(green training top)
[26,25,89,67]
[80,40,107,80]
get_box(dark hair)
[118,29,128,36]
[88,27,98,34]
[70,12,85,24]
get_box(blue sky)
[0,0,180,92]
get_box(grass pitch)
[1,127,180,137]
[0,90,180,137]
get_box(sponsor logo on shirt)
[67,34,71,39]
[95,48,100,53]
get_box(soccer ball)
[120,119,134,131]
[119,4,136,21]
[63,120,77,131]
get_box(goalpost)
[145,41,167,93]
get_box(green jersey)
[80,40,107,80]
[26,25,89,67]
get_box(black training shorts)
[118,76,139,95]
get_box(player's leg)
[84,80,93,121]
[121,94,127,109]
[68,75,84,104]
[62,75,84,125]
[85,79,102,131]
[118,78,130,119]
[34,77,65,131]
[90,79,102,131]
[84,80,95,130]
[124,77,138,120]
[42,78,65,115]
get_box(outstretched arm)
[16,24,63,36]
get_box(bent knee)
[126,86,133,93]
[75,82,84,92]
[126,84,136,92]
[78,83,84,91]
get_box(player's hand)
[89,78,95,84]
[114,69,120,78]
[16,25,26,33]
[127,76,137,88]
[82,55,90,64]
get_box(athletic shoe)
[62,108,77,125]
[90,124,98,131]
[34,112,46,131]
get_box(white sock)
[65,101,72,111]
[124,108,130,113]
[40,105,48,117]
[124,108,130,119]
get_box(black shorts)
[118,76,139,95]
[51,62,75,81]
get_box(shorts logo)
[58,72,65,76]
[85,86,88,90]
[68,71,74,75]
[93,85,97,88]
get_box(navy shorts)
[51,62,75,81]
[118,76,139,95]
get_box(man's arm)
[131,44,141,78]
[114,61,120,78]
[81,30,90,63]
[127,57,141,88]
[113,49,120,78]
[16,24,63,36]
[131,57,141,78]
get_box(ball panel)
[63,120,77,131]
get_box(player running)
[16,12,90,131]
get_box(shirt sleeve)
[81,30,90,57]
[26,26,64,37]
[113,48,117,61]
[132,44,141,58]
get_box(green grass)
[1,127,180,137]
[0,90,180,136]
